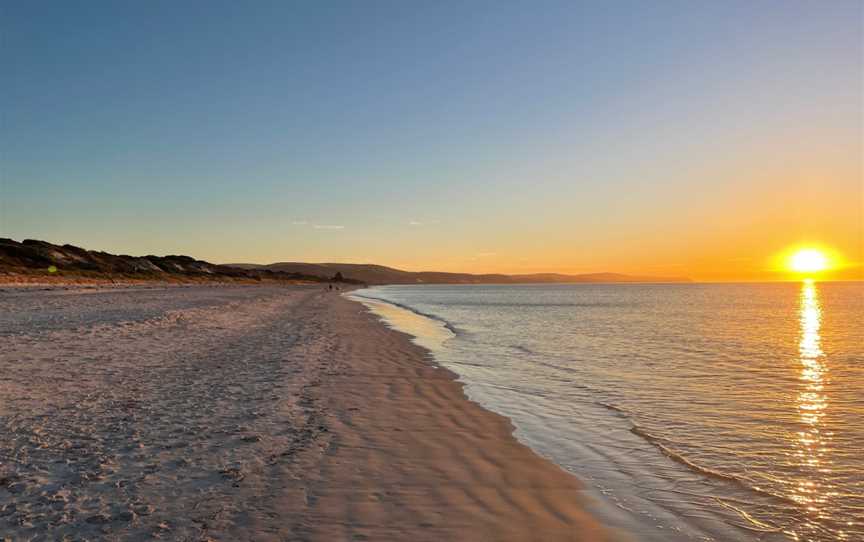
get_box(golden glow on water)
[793,280,840,538]
[350,295,453,352]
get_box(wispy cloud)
[292,220,308,225]
[408,220,423,226]
[468,251,497,262]
[313,224,345,230]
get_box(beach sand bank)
[0,285,617,540]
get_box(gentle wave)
[628,426,797,507]
[350,292,463,336]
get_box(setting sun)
[788,249,830,274]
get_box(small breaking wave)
[628,426,797,507]
[596,401,629,416]
[509,344,536,355]
[349,291,462,336]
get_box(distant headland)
[0,238,359,285]
[225,263,692,285]
[0,238,691,285]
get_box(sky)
[1,0,861,281]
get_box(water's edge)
[345,289,683,541]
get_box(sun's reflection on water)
[792,280,839,538]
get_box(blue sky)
[1,1,861,278]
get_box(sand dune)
[0,285,619,541]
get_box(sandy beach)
[0,284,615,541]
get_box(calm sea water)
[350,282,864,542]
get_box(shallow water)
[351,282,864,542]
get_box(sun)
[788,248,829,273]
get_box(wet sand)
[0,285,617,541]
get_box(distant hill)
[0,238,361,284]
[0,238,690,285]
[226,262,691,285]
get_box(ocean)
[349,282,864,542]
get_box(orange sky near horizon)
[212,132,862,283]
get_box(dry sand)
[0,284,619,541]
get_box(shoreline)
[294,289,623,540]
[0,284,621,540]
[344,284,864,542]
[347,289,652,540]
